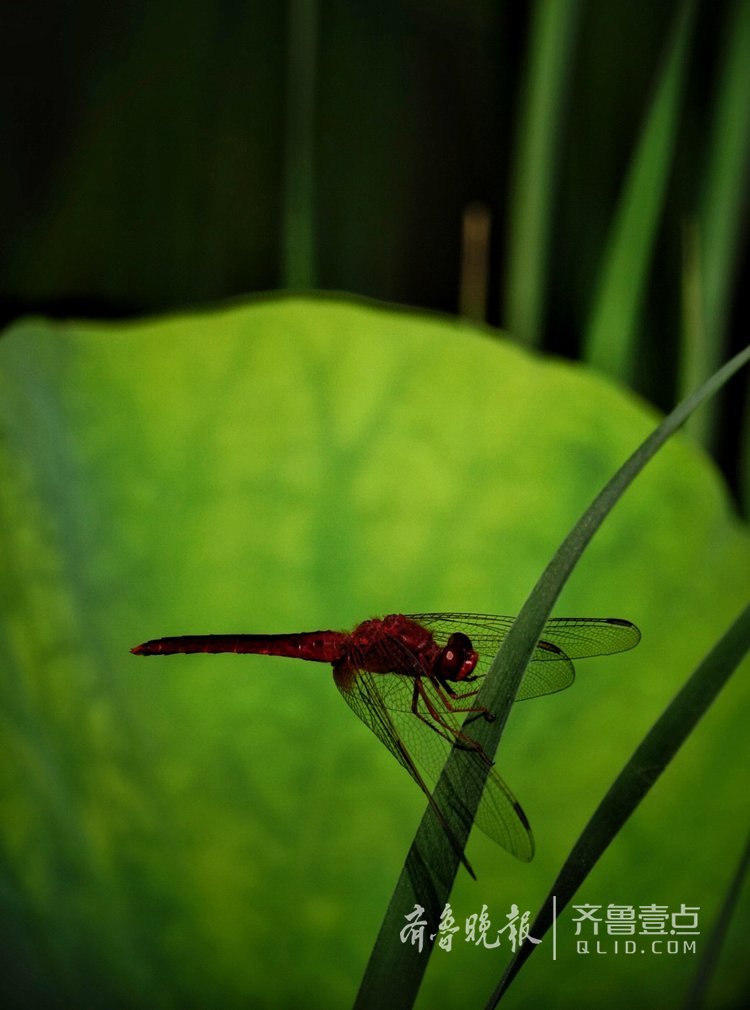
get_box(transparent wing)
[409,613,640,701]
[333,636,534,862]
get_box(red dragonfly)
[132,613,639,867]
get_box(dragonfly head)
[436,632,478,682]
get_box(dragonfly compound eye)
[437,632,478,681]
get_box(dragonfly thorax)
[341,615,428,675]
[341,615,479,682]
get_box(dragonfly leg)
[410,679,457,746]
[443,681,478,699]
[411,678,494,766]
[434,678,495,720]
[463,709,496,726]
[440,681,496,724]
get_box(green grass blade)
[682,0,750,447]
[486,601,750,1008]
[583,0,697,380]
[353,343,750,1010]
[682,824,750,1010]
[282,0,319,288]
[743,394,750,515]
[473,342,750,749]
[680,219,704,435]
[503,0,582,346]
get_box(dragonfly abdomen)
[131,631,346,661]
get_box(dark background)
[1,0,748,480]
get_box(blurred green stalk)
[283,0,319,288]
[583,0,697,381]
[682,0,750,453]
[503,0,581,346]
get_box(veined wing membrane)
[411,614,640,700]
[333,636,534,862]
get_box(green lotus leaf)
[1,296,748,1009]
